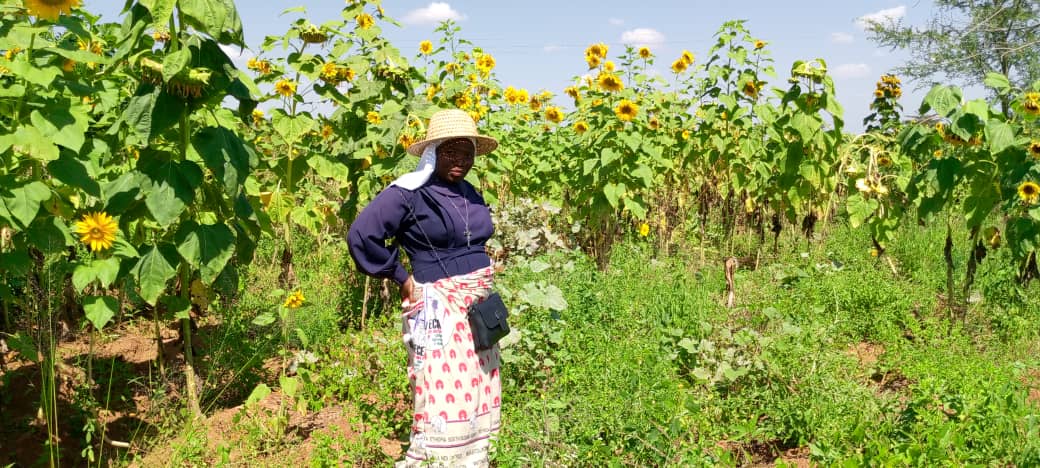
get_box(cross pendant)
[464,229,472,245]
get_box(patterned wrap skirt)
[397,266,502,467]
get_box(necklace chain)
[445,193,471,247]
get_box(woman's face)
[435,138,475,183]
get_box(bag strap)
[395,187,465,291]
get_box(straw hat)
[406,109,498,156]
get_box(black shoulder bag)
[397,188,509,351]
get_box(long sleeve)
[347,186,411,285]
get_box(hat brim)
[406,135,498,157]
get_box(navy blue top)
[347,176,493,284]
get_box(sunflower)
[516,88,530,104]
[1019,181,1040,204]
[648,116,660,130]
[615,99,638,122]
[419,40,433,55]
[3,47,20,60]
[454,93,472,109]
[638,223,650,237]
[878,155,892,167]
[564,86,580,100]
[251,109,264,124]
[754,40,766,50]
[742,80,759,99]
[320,62,339,82]
[283,291,305,309]
[671,58,688,74]
[574,121,589,134]
[75,212,118,252]
[338,67,356,82]
[680,50,695,66]
[398,132,416,149]
[366,111,381,125]
[681,130,691,140]
[638,47,651,59]
[274,79,296,97]
[477,53,496,72]
[873,88,884,99]
[1029,140,1040,159]
[585,53,601,70]
[356,13,375,29]
[597,73,623,92]
[603,60,615,72]
[544,106,564,123]
[1024,96,1040,115]
[528,96,542,112]
[585,43,608,59]
[425,85,438,102]
[24,0,81,21]
[321,124,334,140]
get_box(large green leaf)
[602,182,626,209]
[0,179,51,230]
[179,0,245,46]
[984,119,1014,155]
[175,221,235,283]
[25,216,74,254]
[31,104,89,153]
[83,295,118,331]
[118,85,184,144]
[272,111,316,144]
[132,244,180,306]
[192,127,255,195]
[73,257,122,291]
[162,49,192,83]
[5,59,58,87]
[48,153,101,197]
[920,85,962,116]
[139,0,176,30]
[139,158,203,227]
[0,126,59,161]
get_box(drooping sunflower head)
[564,86,580,100]
[615,99,639,122]
[1018,180,1040,204]
[574,121,589,134]
[1029,140,1040,159]
[742,80,759,99]
[597,73,624,92]
[274,79,296,98]
[528,96,542,112]
[321,124,334,140]
[878,155,893,167]
[544,106,564,123]
[671,58,688,74]
[648,116,660,130]
[24,0,82,21]
[75,211,118,252]
[638,47,652,59]
[356,13,375,30]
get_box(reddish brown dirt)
[845,342,884,368]
[718,439,810,467]
[1023,369,1040,407]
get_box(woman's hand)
[400,275,421,304]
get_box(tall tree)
[863,0,1040,115]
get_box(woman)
[347,109,502,467]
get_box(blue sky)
[90,1,985,133]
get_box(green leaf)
[632,165,654,188]
[280,375,299,399]
[161,295,192,320]
[306,155,349,183]
[73,258,121,291]
[983,72,1011,94]
[192,127,254,195]
[175,221,235,283]
[162,49,192,83]
[132,244,179,306]
[845,194,878,229]
[582,158,598,176]
[272,112,316,144]
[48,153,101,197]
[139,158,203,227]
[603,182,625,209]
[25,216,74,254]
[600,147,620,166]
[963,176,998,227]
[921,85,962,116]
[0,180,51,229]
[179,0,245,46]
[31,105,89,153]
[0,251,32,277]
[245,383,271,407]
[83,295,118,331]
[0,126,59,161]
[984,119,1014,154]
[139,0,176,31]
[5,59,58,87]
[6,332,39,363]
[252,311,276,327]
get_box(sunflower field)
[1,0,1040,466]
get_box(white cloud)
[620,28,665,48]
[830,32,854,44]
[543,44,562,53]
[857,6,906,29]
[832,63,871,79]
[608,18,624,26]
[402,2,466,26]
